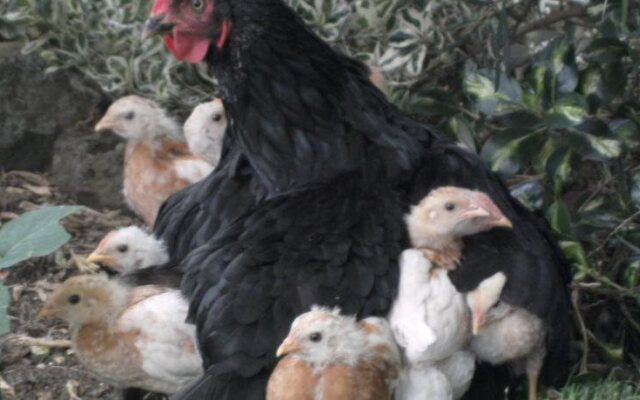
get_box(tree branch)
[516,6,588,37]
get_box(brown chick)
[95,95,213,226]
[38,274,203,394]
[466,272,546,400]
[267,306,401,400]
[405,186,512,270]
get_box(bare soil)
[0,171,165,400]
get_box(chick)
[38,274,202,394]
[87,226,168,274]
[466,272,546,400]
[391,186,513,399]
[267,306,401,400]
[95,95,213,226]
[405,186,512,270]
[183,98,227,167]
[367,65,390,96]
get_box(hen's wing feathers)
[167,174,404,400]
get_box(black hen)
[139,0,572,398]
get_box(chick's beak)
[142,14,175,40]
[464,192,513,229]
[37,303,60,320]
[87,252,117,267]
[471,308,485,335]
[276,336,300,358]
[94,117,113,134]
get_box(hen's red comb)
[151,0,171,15]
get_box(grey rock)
[0,42,104,171]
[51,127,130,210]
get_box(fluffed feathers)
[38,274,203,394]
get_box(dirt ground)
[0,171,165,400]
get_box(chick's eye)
[212,113,222,122]
[123,111,135,120]
[309,332,322,342]
[117,244,128,253]
[68,294,81,304]
[191,0,204,10]
[444,203,455,211]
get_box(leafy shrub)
[0,206,80,334]
[1,0,639,384]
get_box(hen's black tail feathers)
[170,370,268,400]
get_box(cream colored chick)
[391,186,513,400]
[95,95,213,226]
[183,98,227,167]
[38,274,202,394]
[87,226,169,274]
[267,306,401,400]
[466,272,546,400]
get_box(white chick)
[183,98,227,167]
[391,186,513,400]
[87,226,169,274]
[466,272,547,400]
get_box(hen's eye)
[309,332,322,342]
[68,294,81,304]
[444,203,455,211]
[123,111,135,120]
[191,0,204,10]
[117,244,128,253]
[212,113,222,122]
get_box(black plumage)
[142,0,572,398]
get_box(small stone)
[31,344,52,357]
[52,355,65,365]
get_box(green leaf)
[510,180,545,211]
[0,206,82,269]
[560,240,591,277]
[463,62,523,117]
[565,130,622,161]
[546,147,578,187]
[624,260,640,289]
[631,169,640,209]
[547,94,589,129]
[548,200,573,236]
[0,282,9,335]
[447,114,477,153]
[609,119,640,146]
[584,37,629,64]
[481,131,542,176]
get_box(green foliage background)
[1,0,639,392]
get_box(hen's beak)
[86,252,118,268]
[276,336,300,358]
[142,14,174,40]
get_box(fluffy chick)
[87,226,168,274]
[466,272,546,400]
[391,186,513,400]
[183,98,227,166]
[405,186,512,270]
[267,306,401,400]
[38,274,202,394]
[95,95,213,226]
